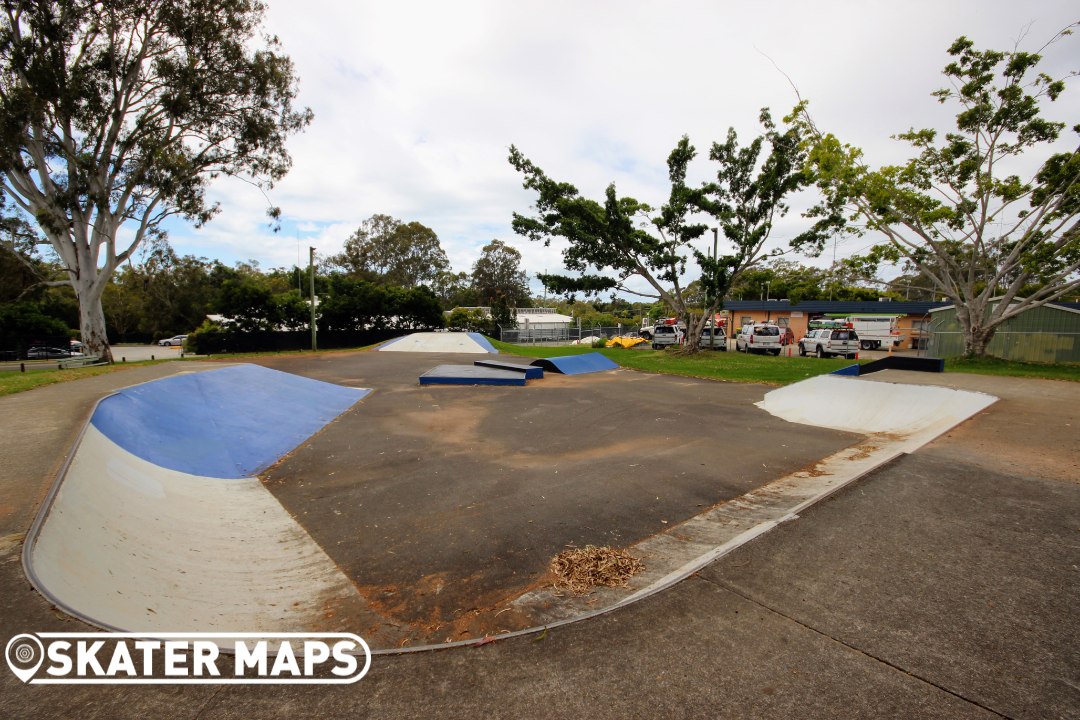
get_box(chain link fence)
[499,325,640,345]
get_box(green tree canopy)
[471,239,530,308]
[510,111,824,351]
[793,28,1080,356]
[0,0,311,360]
[329,214,450,288]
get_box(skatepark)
[1,333,1076,717]
[22,333,996,647]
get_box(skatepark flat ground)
[0,354,1077,718]
[251,351,856,645]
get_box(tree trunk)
[74,279,114,363]
[681,312,701,353]
[955,302,996,358]
[963,325,996,358]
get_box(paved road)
[0,360,1076,719]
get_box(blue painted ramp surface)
[529,352,619,375]
[473,360,544,379]
[466,333,499,354]
[91,365,369,479]
[831,364,861,377]
[420,365,526,386]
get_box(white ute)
[798,328,860,359]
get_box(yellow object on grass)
[606,336,647,349]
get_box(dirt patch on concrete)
[254,351,860,646]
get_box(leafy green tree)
[793,29,1079,356]
[389,285,444,330]
[215,275,279,332]
[318,276,443,332]
[330,214,450,288]
[0,196,52,302]
[0,301,72,349]
[510,112,821,351]
[489,295,515,333]
[431,269,479,310]
[0,0,312,361]
[510,137,707,345]
[471,239,530,308]
[446,307,489,332]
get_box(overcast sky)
[162,0,1079,297]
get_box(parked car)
[27,346,83,359]
[651,324,684,350]
[698,327,727,351]
[735,324,782,355]
[798,328,860,359]
[158,335,188,347]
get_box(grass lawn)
[3,338,1074,398]
[945,356,1080,382]
[491,339,1080,385]
[0,360,169,397]
[490,339,860,386]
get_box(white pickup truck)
[650,324,683,349]
[798,328,859,359]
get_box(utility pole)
[709,228,718,343]
[309,246,317,352]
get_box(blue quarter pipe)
[529,352,619,375]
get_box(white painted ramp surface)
[378,331,497,353]
[25,365,372,634]
[756,374,997,451]
[31,426,363,632]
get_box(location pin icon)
[5,634,44,683]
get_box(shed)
[927,300,1080,362]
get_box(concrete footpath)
[0,364,1077,719]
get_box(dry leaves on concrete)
[549,545,644,594]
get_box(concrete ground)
[0,358,1077,718]
[253,351,856,645]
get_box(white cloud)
[160,0,1080,295]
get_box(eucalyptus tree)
[471,239,530,308]
[0,0,311,360]
[330,213,450,289]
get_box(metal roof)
[722,299,949,314]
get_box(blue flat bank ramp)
[420,364,527,386]
[91,364,369,479]
[473,360,544,379]
[529,352,619,375]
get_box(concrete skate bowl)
[378,331,498,353]
[22,364,374,634]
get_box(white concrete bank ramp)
[377,331,498,353]
[24,365,375,634]
[756,374,998,452]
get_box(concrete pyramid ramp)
[756,374,997,451]
[25,365,373,633]
[378,331,498,354]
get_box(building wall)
[729,308,811,339]
[728,307,931,348]
[928,305,1080,362]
